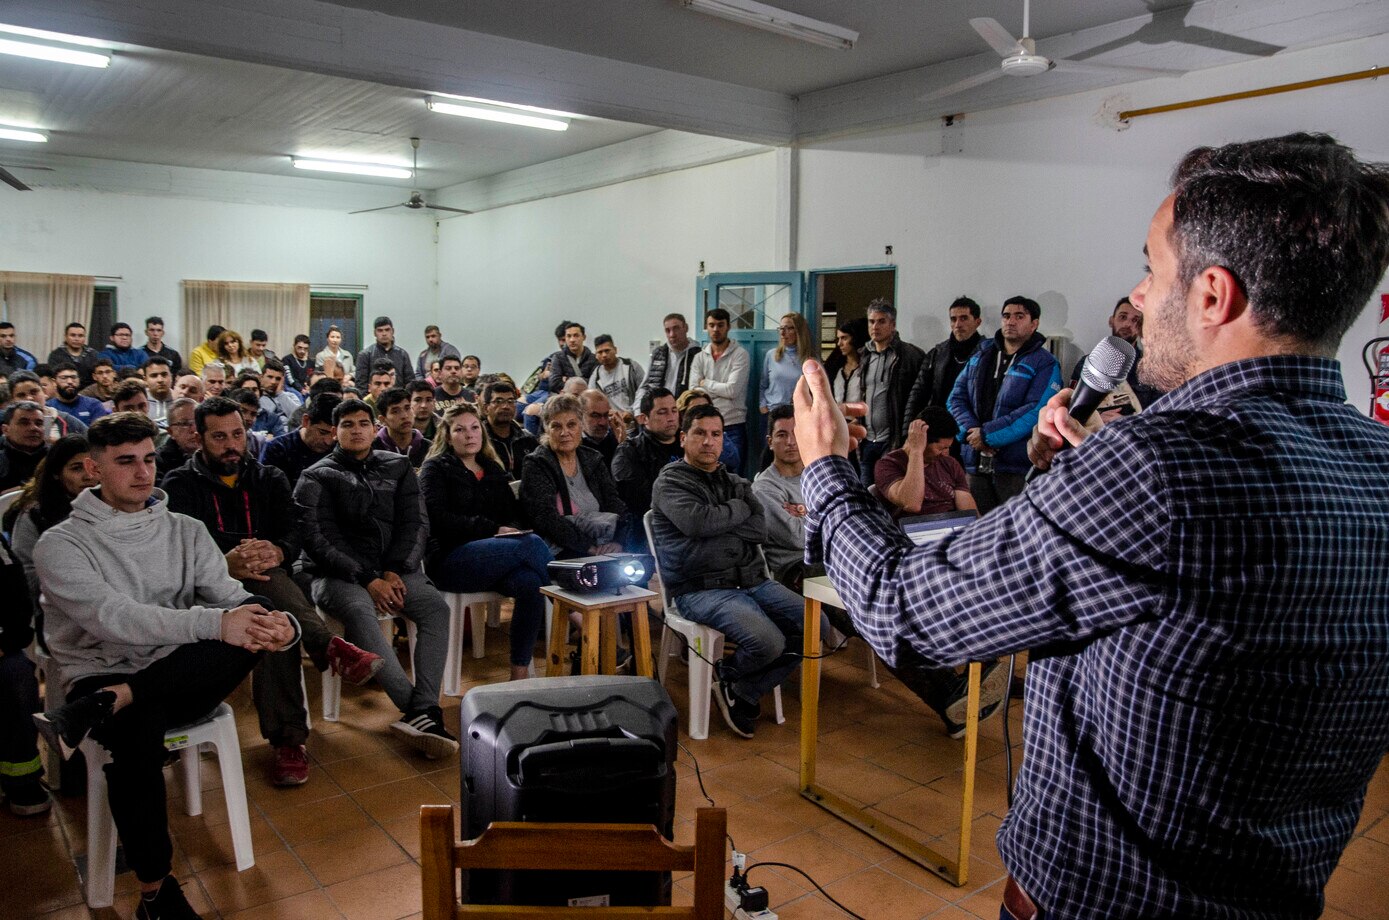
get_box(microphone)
[1068,336,1137,426]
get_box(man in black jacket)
[260,393,340,488]
[649,405,801,738]
[902,296,984,428]
[294,399,455,758]
[163,397,383,785]
[857,299,926,485]
[46,322,101,389]
[481,380,537,478]
[354,316,414,387]
[0,401,48,492]
[612,387,682,536]
[579,389,623,464]
[542,321,597,393]
[636,313,701,408]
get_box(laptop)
[898,510,977,546]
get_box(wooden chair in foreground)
[421,805,727,920]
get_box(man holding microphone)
[794,134,1389,919]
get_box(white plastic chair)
[81,702,253,907]
[643,512,784,740]
[438,590,502,696]
[0,488,21,523]
[320,609,412,722]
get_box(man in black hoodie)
[260,393,340,489]
[543,321,597,393]
[162,397,383,786]
[902,296,985,427]
[612,387,682,535]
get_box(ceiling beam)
[0,0,796,145]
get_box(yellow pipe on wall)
[1118,66,1387,121]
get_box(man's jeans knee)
[675,580,802,706]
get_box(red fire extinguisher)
[1365,336,1389,425]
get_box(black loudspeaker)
[458,675,679,907]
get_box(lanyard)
[212,489,254,536]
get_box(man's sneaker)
[944,702,1004,740]
[34,689,117,760]
[270,745,310,786]
[326,636,385,686]
[943,661,1009,727]
[712,666,758,739]
[1,775,52,816]
[391,707,459,759]
[134,875,202,920]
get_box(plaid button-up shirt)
[803,356,1389,919]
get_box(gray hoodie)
[751,464,806,578]
[35,487,251,693]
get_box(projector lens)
[622,561,645,581]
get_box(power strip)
[725,882,778,920]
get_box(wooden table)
[800,575,983,887]
[541,584,656,678]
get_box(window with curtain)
[181,280,311,358]
[0,271,97,359]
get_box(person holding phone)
[419,403,552,681]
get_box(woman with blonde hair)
[760,312,811,414]
[214,330,256,374]
[418,404,552,680]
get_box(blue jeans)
[431,535,553,666]
[719,422,748,474]
[858,437,889,486]
[676,579,803,706]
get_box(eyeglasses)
[489,399,517,407]
[168,421,195,429]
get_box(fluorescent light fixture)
[0,36,110,68]
[0,120,47,143]
[292,158,412,179]
[0,23,114,49]
[682,0,857,50]
[427,97,569,131]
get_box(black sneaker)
[134,875,202,920]
[1,775,52,816]
[34,689,117,760]
[712,665,758,739]
[943,661,1009,727]
[391,707,460,760]
[944,701,1003,740]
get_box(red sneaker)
[326,636,385,686]
[271,745,309,786]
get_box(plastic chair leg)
[321,670,341,722]
[441,598,464,698]
[772,686,786,725]
[469,602,487,660]
[180,747,202,816]
[656,626,674,687]
[686,650,713,741]
[211,720,255,871]
[82,741,118,909]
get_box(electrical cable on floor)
[744,862,869,920]
[1001,652,1018,809]
[676,740,736,854]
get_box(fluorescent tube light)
[0,36,110,68]
[292,158,412,179]
[0,23,114,49]
[427,97,569,131]
[682,0,857,50]
[0,124,47,143]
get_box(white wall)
[797,32,1389,414]
[0,189,437,356]
[435,150,780,379]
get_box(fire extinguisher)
[1365,337,1389,425]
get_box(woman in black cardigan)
[419,404,552,680]
[520,394,630,558]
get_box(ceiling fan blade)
[349,202,406,215]
[920,68,1008,102]
[0,166,32,191]
[424,203,473,215]
[970,18,1021,58]
[1172,25,1283,57]
[1052,58,1184,78]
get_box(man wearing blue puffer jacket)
[947,296,1060,514]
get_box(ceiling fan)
[0,162,52,191]
[922,0,1184,103]
[1070,1,1284,64]
[349,137,471,215]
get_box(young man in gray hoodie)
[33,412,297,920]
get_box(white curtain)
[181,280,310,359]
[0,271,95,358]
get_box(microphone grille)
[1079,336,1137,390]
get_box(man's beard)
[208,451,242,475]
[57,385,78,401]
[1137,288,1195,392]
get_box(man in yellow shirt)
[187,324,224,375]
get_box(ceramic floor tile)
[352,775,451,824]
[262,793,376,848]
[296,824,411,887]
[196,847,318,914]
[820,866,948,920]
[319,751,420,793]
[325,861,423,920]
[225,888,348,920]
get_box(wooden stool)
[541,584,655,677]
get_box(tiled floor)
[10,610,1389,920]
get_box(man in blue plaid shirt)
[796,134,1389,919]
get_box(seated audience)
[374,387,428,466]
[155,397,200,483]
[649,404,801,739]
[433,355,473,410]
[587,334,645,414]
[9,435,96,597]
[199,362,227,398]
[460,355,482,391]
[231,377,286,438]
[34,412,297,920]
[0,529,45,815]
[0,322,36,378]
[612,387,682,531]
[874,407,976,518]
[294,399,455,757]
[81,357,119,404]
[355,316,414,386]
[101,322,145,371]
[246,329,271,372]
[50,362,110,425]
[363,360,396,408]
[260,392,341,488]
[48,321,101,388]
[0,402,50,491]
[35,364,56,402]
[579,389,624,464]
[419,404,552,681]
[521,394,628,557]
[140,316,183,377]
[415,324,461,380]
[229,388,274,456]
[259,359,300,423]
[143,355,175,424]
[751,406,808,586]
[163,397,383,785]
[215,330,256,375]
[10,371,87,440]
[482,380,537,479]
[284,334,315,393]
[172,374,204,403]
[760,313,810,415]
[407,380,440,441]
[675,387,712,427]
[187,324,224,375]
[543,321,596,393]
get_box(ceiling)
[0,0,1386,203]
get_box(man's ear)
[1191,265,1248,330]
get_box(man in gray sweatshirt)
[751,405,807,585]
[33,412,297,920]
